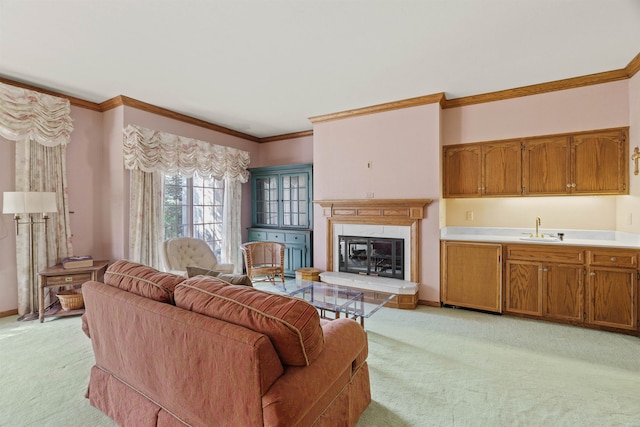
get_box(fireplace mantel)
[314,199,433,303]
[315,199,432,222]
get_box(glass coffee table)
[287,280,396,327]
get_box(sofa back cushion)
[105,260,185,303]
[174,276,324,366]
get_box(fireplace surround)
[315,199,432,308]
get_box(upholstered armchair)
[240,241,285,285]
[161,237,234,277]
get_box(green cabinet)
[248,164,313,276]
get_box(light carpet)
[1,302,640,426]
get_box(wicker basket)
[57,290,84,311]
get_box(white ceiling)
[1,0,639,138]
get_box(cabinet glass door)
[254,176,278,226]
[281,173,308,227]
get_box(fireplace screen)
[338,235,404,279]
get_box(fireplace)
[315,199,433,309]
[339,235,404,279]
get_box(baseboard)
[417,299,440,307]
[0,309,18,318]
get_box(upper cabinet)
[250,163,313,229]
[571,129,628,195]
[442,144,482,197]
[443,127,628,198]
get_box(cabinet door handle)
[590,272,596,276]
[65,277,73,282]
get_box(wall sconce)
[632,147,639,176]
[2,191,57,321]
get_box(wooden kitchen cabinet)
[443,141,521,197]
[522,135,571,195]
[586,249,638,331]
[443,127,629,198]
[482,140,522,196]
[441,241,502,313]
[505,245,584,322]
[443,144,482,197]
[571,129,628,195]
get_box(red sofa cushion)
[174,276,324,366]
[104,260,185,303]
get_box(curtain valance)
[123,125,250,183]
[0,82,73,146]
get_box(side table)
[38,260,109,323]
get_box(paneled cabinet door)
[571,129,628,195]
[543,263,584,322]
[443,145,482,197]
[441,242,502,313]
[482,140,522,196]
[522,136,571,195]
[587,267,637,331]
[505,260,543,316]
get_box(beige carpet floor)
[1,299,639,426]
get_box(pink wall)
[256,135,313,168]
[442,80,629,145]
[313,104,442,303]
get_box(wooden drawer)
[285,232,307,244]
[45,273,92,286]
[588,250,638,268]
[506,245,584,264]
[266,231,285,242]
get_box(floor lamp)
[2,191,57,321]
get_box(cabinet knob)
[610,257,617,262]
[566,183,572,188]
[590,272,596,276]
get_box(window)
[163,173,225,258]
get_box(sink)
[519,235,559,242]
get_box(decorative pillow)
[104,260,185,303]
[216,273,254,287]
[186,266,220,278]
[187,266,253,287]
[174,276,324,366]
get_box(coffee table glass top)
[287,280,396,324]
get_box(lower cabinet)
[443,241,640,335]
[505,245,585,322]
[441,241,502,313]
[586,249,638,331]
[247,228,312,277]
[505,259,584,322]
[504,245,638,332]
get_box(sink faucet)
[535,216,541,237]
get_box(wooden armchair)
[240,241,285,285]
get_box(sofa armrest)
[262,318,368,426]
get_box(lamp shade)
[3,192,26,214]
[3,192,57,214]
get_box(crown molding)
[259,130,314,143]
[442,68,629,109]
[309,93,446,124]
[625,52,640,78]
[99,95,262,142]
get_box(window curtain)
[0,82,74,316]
[123,125,250,272]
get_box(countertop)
[441,226,640,249]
